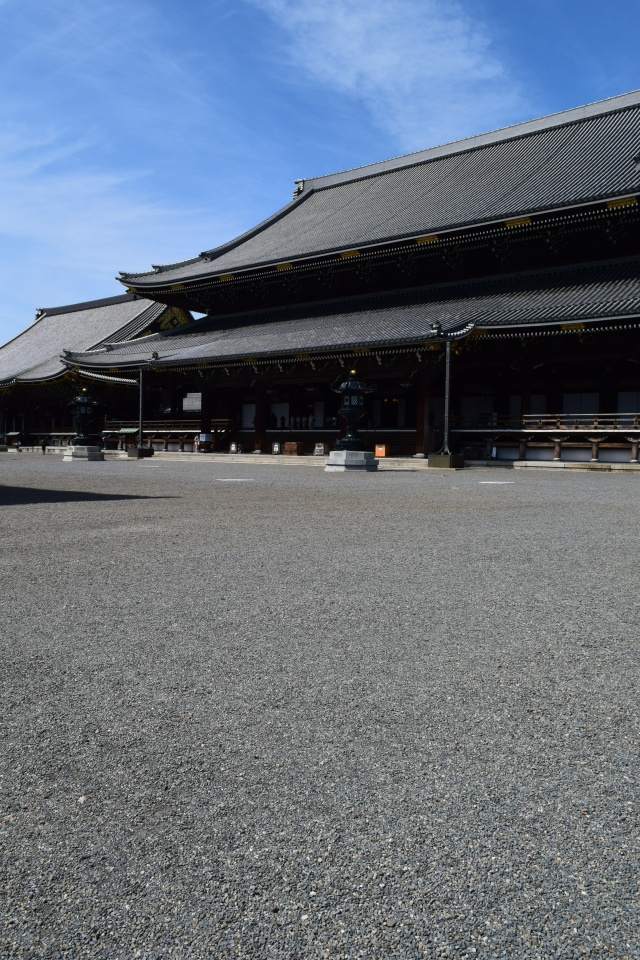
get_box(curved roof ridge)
[118,256,203,282]
[120,193,311,284]
[0,310,51,361]
[199,193,309,261]
[40,293,139,316]
[301,89,640,191]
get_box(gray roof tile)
[67,259,640,369]
[0,295,163,386]
[122,92,640,287]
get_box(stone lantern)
[63,388,104,462]
[325,371,378,472]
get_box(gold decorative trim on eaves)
[416,235,439,245]
[505,217,532,229]
[340,250,360,259]
[607,196,638,209]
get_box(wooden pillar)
[138,369,144,450]
[200,382,213,435]
[414,370,430,457]
[196,379,217,452]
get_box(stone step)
[149,451,431,469]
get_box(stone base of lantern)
[427,453,465,469]
[62,445,104,462]
[325,450,378,472]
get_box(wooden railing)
[103,419,234,434]
[102,419,236,451]
[452,412,640,432]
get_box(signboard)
[182,392,202,413]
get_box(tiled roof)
[0,295,164,386]
[66,259,640,369]
[122,91,640,287]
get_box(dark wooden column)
[200,380,213,450]
[414,370,430,457]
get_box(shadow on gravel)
[0,486,178,506]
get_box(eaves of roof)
[67,258,640,370]
[37,293,141,316]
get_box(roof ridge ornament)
[429,320,476,340]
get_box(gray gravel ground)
[0,455,638,960]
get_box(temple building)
[0,296,192,447]
[4,90,640,462]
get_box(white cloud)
[0,0,249,341]
[247,0,526,150]
[0,127,236,340]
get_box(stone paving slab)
[0,457,638,959]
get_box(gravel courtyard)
[1,456,637,960]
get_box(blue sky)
[0,0,638,343]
